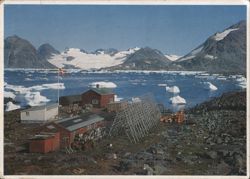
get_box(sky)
[4,5,246,56]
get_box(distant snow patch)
[204,55,217,60]
[213,28,239,41]
[165,54,182,61]
[178,55,195,62]
[191,46,203,55]
[169,95,186,104]
[204,82,218,91]
[90,81,117,88]
[48,47,140,70]
[5,102,21,111]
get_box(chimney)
[96,84,100,88]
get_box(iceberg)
[166,86,180,93]
[204,82,218,91]
[5,102,20,111]
[169,95,186,104]
[90,81,117,88]
[4,91,16,99]
[25,91,50,106]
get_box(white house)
[20,103,58,123]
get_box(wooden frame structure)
[109,94,161,143]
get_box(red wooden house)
[81,88,115,108]
[54,113,105,148]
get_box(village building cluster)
[19,85,185,154]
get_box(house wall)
[45,107,58,121]
[29,132,60,153]
[21,107,58,123]
[100,95,114,108]
[21,109,46,123]
[81,90,101,108]
[29,140,45,153]
[53,124,72,148]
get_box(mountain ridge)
[4,20,246,74]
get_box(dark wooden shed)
[59,94,82,106]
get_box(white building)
[20,103,58,123]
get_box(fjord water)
[4,70,245,112]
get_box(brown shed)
[29,131,60,153]
[81,88,114,108]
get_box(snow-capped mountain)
[48,47,140,69]
[176,20,246,73]
[4,20,246,73]
[106,47,176,70]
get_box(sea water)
[4,69,246,111]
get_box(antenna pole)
[58,69,60,119]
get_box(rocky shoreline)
[4,90,246,175]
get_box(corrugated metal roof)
[30,132,57,140]
[55,114,104,132]
[22,103,58,112]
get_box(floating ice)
[5,82,65,92]
[166,86,180,93]
[236,76,246,89]
[169,95,186,104]
[204,82,218,91]
[5,102,21,111]
[114,95,123,102]
[132,97,141,103]
[90,81,117,88]
[25,91,50,106]
[4,91,16,99]
[158,84,168,87]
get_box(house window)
[92,99,99,104]
[26,112,30,116]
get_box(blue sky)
[4,5,246,55]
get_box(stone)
[156,148,164,155]
[217,137,223,144]
[143,164,154,175]
[234,154,245,168]
[153,165,166,175]
[216,161,231,175]
[207,151,217,159]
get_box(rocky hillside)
[4,35,56,69]
[37,43,60,61]
[175,21,246,73]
